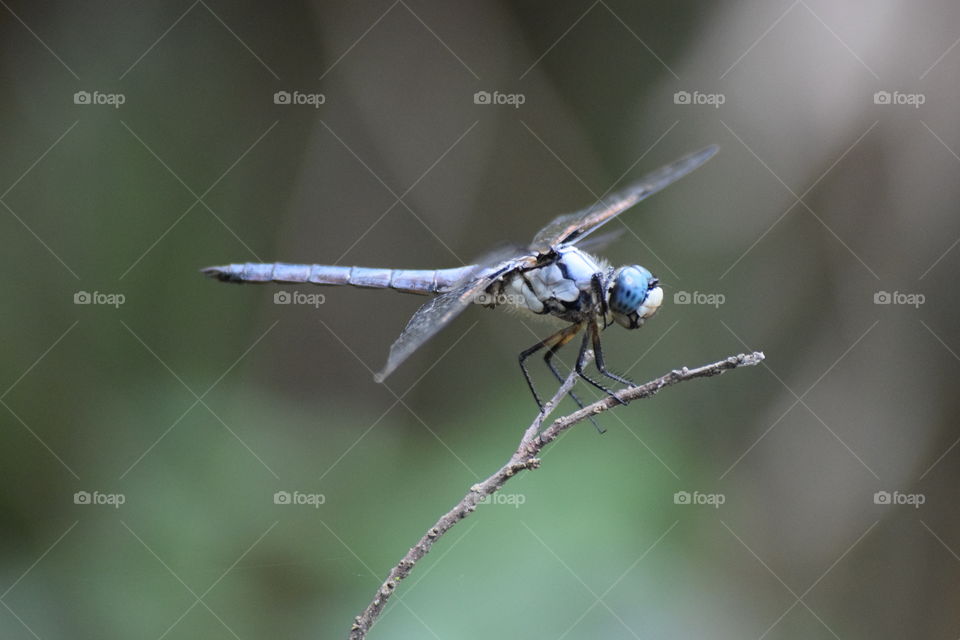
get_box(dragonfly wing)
[374,256,523,382]
[529,145,718,253]
[570,227,626,253]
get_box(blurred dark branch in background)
[348,351,765,639]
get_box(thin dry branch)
[348,351,765,639]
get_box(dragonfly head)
[608,265,663,329]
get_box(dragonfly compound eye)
[609,265,654,316]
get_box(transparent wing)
[570,227,625,253]
[529,145,718,252]
[374,255,525,382]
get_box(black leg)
[574,324,625,405]
[591,273,611,329]
[588,321,633,407]
[544,333,605,434]
[519,326,578,411]
[591,319,635,388]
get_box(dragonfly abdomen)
[202,263,476,295]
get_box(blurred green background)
[2,1,959,638]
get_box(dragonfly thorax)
[608,265,663,329]
[492,246,607,322]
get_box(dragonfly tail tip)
[201,265,236,282]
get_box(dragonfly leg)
[575,325,627,406]
[590,319,636,401]
[591,273,612,329]
[544,327,605,433]
[519,326,579,412]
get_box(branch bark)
[348,350,765,639]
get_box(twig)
[348,351,765,639]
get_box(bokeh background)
[2,1,959,638]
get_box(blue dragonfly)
[205,146,717,417]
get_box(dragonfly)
[204,145,718,419]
